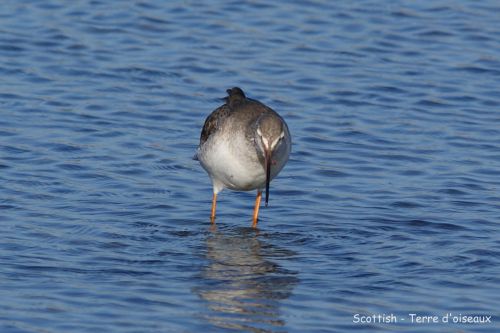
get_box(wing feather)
[199,104,230,146]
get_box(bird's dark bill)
[265,150,271,207]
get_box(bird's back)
[199,88,273,148]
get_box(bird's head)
[255,113,286,206]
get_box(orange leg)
[252,191,262,228]
[210,193,217,224]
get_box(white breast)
[199,132,266,193]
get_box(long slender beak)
[265,148,271,207]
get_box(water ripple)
[1,1,500,332]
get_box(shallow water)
[1,1,500,332]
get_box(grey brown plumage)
[196,87,291,227]
[199,104,230,147]
[199,87,271,147]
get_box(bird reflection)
[194,227,298,332]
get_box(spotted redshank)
[195,87,291,227]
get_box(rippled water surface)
[1,1,500,332]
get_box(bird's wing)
[199,104,231,146]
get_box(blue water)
[1,1,500,332]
